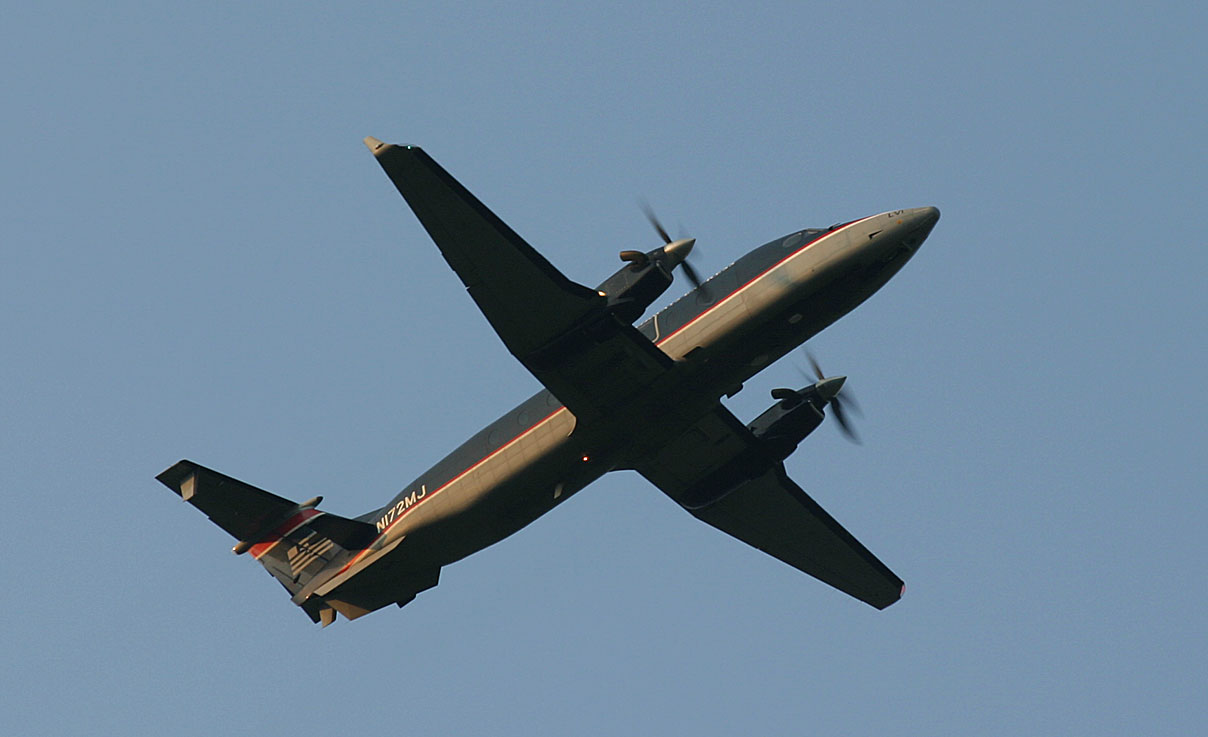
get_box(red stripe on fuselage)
[334,217,871,574]
[656,217,870,347]
[331,405,566,576]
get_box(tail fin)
[156,460,377,625]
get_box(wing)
[636,407,904,609]
[366,139,672,421]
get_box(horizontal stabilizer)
[157,460,298,543]
[157,460,383,625]
[156,460,376,552]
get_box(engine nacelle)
[747,388,828,462]
[596,255,674,323]
[674,387,829,510]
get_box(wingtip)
[155,459,194,487]
[363,137,423,158]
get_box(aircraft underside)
[158,140,939,624]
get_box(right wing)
[636,407,904,609]
[366,139,673,421]
[686,465,904,609]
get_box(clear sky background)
[3,2,1204,735]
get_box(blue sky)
[3,2,1204,735]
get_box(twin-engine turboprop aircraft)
[157,139,939,626]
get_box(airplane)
[157,138,940,626]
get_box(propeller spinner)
[770,350,863,444]
[633,202,709,297]
[805,350,862,444]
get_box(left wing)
[636,407,904,609]
[366,139,672,421]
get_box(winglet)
[363,136,388,154]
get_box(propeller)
[634,202,709,298]
[800,349,863,444]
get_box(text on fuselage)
[376,486,427,532]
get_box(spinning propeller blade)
[641,201,674,245]
[804,349,862,444]
[634,201,710,299]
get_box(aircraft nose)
[896,206,939,252]
[910,206,940,230]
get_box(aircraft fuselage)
[158,140,939,623]
[339,207,939,580]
